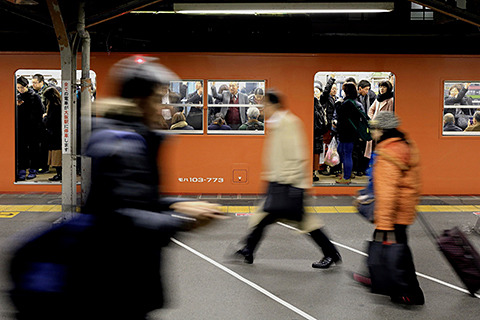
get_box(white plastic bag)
[324,137,340,166]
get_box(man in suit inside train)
[211,81,248,129]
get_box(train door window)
[167,80,204,133]
[15,69,97,184]
[313,71,395,186]
[442,81,480,136]
[207,80,265,135]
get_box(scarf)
[376,91,393,103]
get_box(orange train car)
[1,52,479,195]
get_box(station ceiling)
[1,0,479,54]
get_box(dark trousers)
[17,138,41,171]
[338,141,354,179]
[352,139,369,173]
[244,212,338,258]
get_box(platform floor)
[1,193,480,320]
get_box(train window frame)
[206,80,266,135]
[442,81,480,136]
[14,69,97,185]
[166,80,204,134]
[312,71,395,187]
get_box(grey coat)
[211,86,248,124]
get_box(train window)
[313,71,395,186]
[14,69,96,184]
[442,81,480,136]
[166,80,204,133]
[207,80,265,135]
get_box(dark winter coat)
[82,99,190,317]
[320,77,337,125]
[239,119,264,130]
[336,99,361,143]
[443,122,463,132]
[43,101,62,150]
[314,97,328,154]
[17,89,44,143]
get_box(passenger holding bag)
[234,90,341,269]
[263,182,304,221]
[353,111,424,305]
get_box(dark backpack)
[9,214,98,319]
[347,99,372,141]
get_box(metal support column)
[46,0,77,217]
[78,0,92,206]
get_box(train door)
[14,69,96,184]
[312,71,394,186]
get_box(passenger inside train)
[312,71,393,187]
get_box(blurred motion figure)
[234,89,341,269]
[10,57,223,320]
[354,111,424,305]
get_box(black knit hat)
[17,76,28,88]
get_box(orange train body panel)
[1,52,479,195]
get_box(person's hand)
[170,201,227,227]
[465,83,471,89]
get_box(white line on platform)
[277,222,480,299]
[171,237,319,320]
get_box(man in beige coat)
[235,89,341,268]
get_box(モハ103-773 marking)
[178,177,224,183]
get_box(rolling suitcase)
[417,213,480,296]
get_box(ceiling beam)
[409,0,480,27]
[0,0,52,27]
[85,0,164,28]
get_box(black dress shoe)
[312,252,342,269]
[235,249,254,264]
[48,175,62,182]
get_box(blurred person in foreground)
[234,89,341,269]
[10,57,225,320]
[353,111,424,305]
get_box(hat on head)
[111,56,179,99]
[17,76,28,88]
[369,111,400,129]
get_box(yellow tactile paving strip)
[218,205,480,214]
[1,204,479,218]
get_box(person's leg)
[310,228,341,269]
[238,213,277,263]
[342,142,354,179]
[390,225,424,304]
[337,141,345,169]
